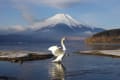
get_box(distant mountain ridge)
[86,29,120,43]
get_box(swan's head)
[48,46,59,52]
[61,37,66,41]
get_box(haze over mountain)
[0,13,104,42]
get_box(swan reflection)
[49,63,65,80]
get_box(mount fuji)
[0,13,104,42]
[31,14,104,39]
[31,13,80,30]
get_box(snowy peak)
[49,13,67,19]
[47,13,80,27]
[31,13,81,30]
[49,13,74,21]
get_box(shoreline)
[78,50,120,58]
[0,50,53,63]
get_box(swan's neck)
[61,39,66,51]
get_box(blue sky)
[0,0,120,32]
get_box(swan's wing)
[48,45,65,57]
[48,45,59,51]
[55,48,64,56]
[48,45,60,56]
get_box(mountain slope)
[86,29,120,43]
[32,13,104,38]
[31,13,80,30]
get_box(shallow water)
[0,41,120,80]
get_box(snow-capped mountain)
[0,13,104,42]
[31,13,80,30]
[32,13,104,37]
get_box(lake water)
[0,40,120,80]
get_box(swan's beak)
[62,37,66,40]
[62,37,67,40]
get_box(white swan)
[48,37,66,62]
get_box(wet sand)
[79,49,120,57]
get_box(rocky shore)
[0,50,53,63]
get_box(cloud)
[12,0,35,24]
[39,0,81,8]
[17,5,34,24]
[14,0,81,9]
[8,25,26,32]
[0,25,27,34]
